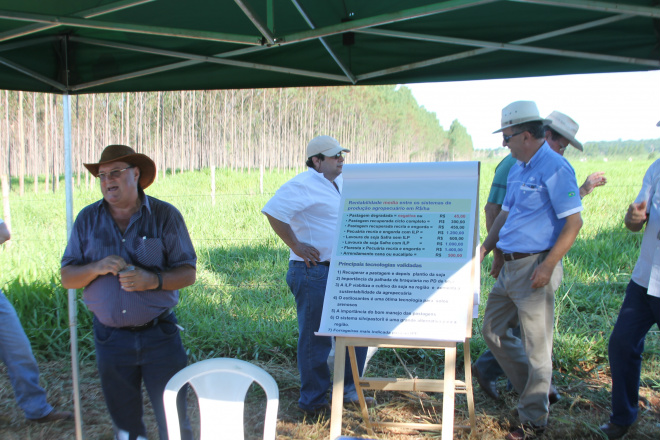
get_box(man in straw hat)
[599,120,660,439]
[544,111,606,198]
[262,135,372,416]
[61,145,196,440]
[474,110,606,402]
[480,101,583,439]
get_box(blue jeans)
[93,313,192,440]
[608,280,660,427]
[0,290,53,419]
[286,261,367,410]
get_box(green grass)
[1,159,658,388]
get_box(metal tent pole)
[63,92,83,440]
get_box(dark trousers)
[286,261,367,410]
[93,313,192,440]
[608,280,660,426]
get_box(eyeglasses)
[558,140,568,152]
[503,131,524,143]
[97,166,134,181]
[326,152,345,159]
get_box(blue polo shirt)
[497,142,583,254]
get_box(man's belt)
[316,261,330,266]
[502,250,550,262]
[120,309,173,331]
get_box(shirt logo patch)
[568,191,575,197]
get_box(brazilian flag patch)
[568,191,576,197]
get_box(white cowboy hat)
[545,111,583,151]
[493,100,551,133]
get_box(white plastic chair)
[163,358,279,440]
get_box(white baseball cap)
[306,135,350,158]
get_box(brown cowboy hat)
[84,145,156,189]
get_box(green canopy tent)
[0,0,658,93]
[0,1,658,438]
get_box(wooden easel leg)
[464,339,476,432]
[330,337,347,440]
[347,345,374,436]
[442,344,456,439]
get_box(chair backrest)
[163,358,279,440]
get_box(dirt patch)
[1,360,659,439]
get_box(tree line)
[0,85,473,196]
[564,139,660,160]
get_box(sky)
[406,70,660,150]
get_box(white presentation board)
[317,162,480,342]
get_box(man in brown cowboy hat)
[61,145,196,440]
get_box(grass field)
[1,159,659,439]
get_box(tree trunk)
[18,91,25,196]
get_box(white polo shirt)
[632,159,660,295]
[262,169,342,262]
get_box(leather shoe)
[599,422,629,439]
[548,385,561,405]
[298,404,330,418]
[471,363,499,400]
[505,423,545,440]
[30,410,73,423]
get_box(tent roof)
[0,0,658,94]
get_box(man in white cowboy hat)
[599,120,660,440]
[480,101,583,439]
[474,110,607,402]
[262,135,372,416]
[544,111,607,198]
[61,145,196,440]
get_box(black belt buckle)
[121,309,172,331]
[316,261,330,266]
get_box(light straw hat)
[493,100,551,133]
[545,111,583,151]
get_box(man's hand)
[490,249,504,279]
[625,200,648,232]
[580,172,607,198]
[95,255,128,276]
[530,261,554,289]
[118,266,158,291]
[291,242,321,268]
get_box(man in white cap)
[61,145,196,440]
[473,111,607,402]
[480,101,583,439]
[599,120,660,439]
[262,135,370,416]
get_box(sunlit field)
[1,159,658,439]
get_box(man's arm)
[118,264,196,292]
[579,172,607,199]
[530,212,583,288]
[264,213,320,267]
[0,221,9,245]
[484,202,502,232]
[624,200,647,232]
[480,210,508,262]
[61,255,128,289]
